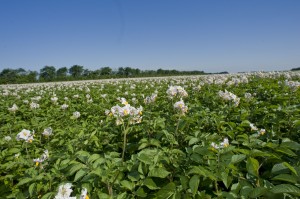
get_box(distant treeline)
[291,67,300,71]
[0,65,215,84]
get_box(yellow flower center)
[86,196,89,199]
[36,162,39,166]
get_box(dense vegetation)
[0,65,208,84]
[1,72,300,198]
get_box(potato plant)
[0,72,300,199]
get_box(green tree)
[117,67,125,76]
[100,67,112,76]
[0,68,18,83]
[40,66,56,81]
[69,65,84,78]
[56,67,68,79]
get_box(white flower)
[211,142,219,149]
[8,104,18,113]
[30,102,40,109]
[51,96,58,103]
[15,153,20,158]
[101,94,107,98]
[73,111,80,119]
[42,127,53,136]
[64,97,69,101]
[218,90,240,107]
[174,99,188,115]
[55,183,76,199]
[4,136,12,141]
[16,129,34,143]
[144,93,157,104]
[250,123,258,131]
[87,98,93,103]
[220,138,229,148]
[119,97,128,105]
[80,188,89,199]
[258,129,266,136]
[23,100,29,104]
[166,86,188,98]
[73,94,79,99]
[211,138,229,150]
[61,104,69,110]
[244,93,252,101]
[33,149,49,166]
[108,104,143,125]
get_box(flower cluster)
[33,149,49,167]
[211,138,229,150]
[144,93,158,104]
[174,99,188,115]
[250,123,266,136]
[285,80,300,90]
[16,129,34,143]
[42,127,53,136]
[4,136,12,141]
[218,90,240,107]
[54,183,88,199]
[30,102,40,109]
[106,99,143,125]
[8,104,18,113]
[54,183,75,199]
[61,104,69,110]
[51,96,58,104]
[72,111,81,119]
[166,86,188,98]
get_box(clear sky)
[0,0,299,73]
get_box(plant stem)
[121,122,130,161]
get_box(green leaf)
[135,187,147,197]
[270,184,300,196]
[28,183,36,197]
[231,154,246,164]
[67,163,85,176]
[117,192,127,199]
[76,150,90,163]
[221,172,232,189]
[280,141,300,151]
[276,147,297,157]
[41,192,54,199]
[143,178,159,190]
[188,166,217,181]
[16,178,32,187]
[156,182,176,199]
[249,187,267,198]
[87,154,101,164]
[148,167,170,178]
[180,175,189,190]
[120,180,135,191]
[271,174,298,184]
[74,168,89,182]
[271,163,289,175]
[246,157,259,177]
[138,151,154,165]
[189,138,199,146]
[283,162,298,176]
[189,175,200,196]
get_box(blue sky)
[0,0,299,73]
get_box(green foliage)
[1,72,300,198]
